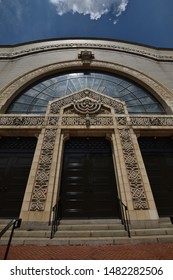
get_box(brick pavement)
[0,243,173,260]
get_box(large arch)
[0,60,173,114]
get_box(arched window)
[7,71,165,114]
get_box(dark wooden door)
[59,137,120,219]
[138,137,173,218]
[0,137,37,218]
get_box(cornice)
[0,39,173,61]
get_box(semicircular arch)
[0,60,172,114]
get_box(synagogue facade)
[0,39,173,231]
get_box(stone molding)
[0,40,173,61]
[1,114,173,129]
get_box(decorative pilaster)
[118,128,149,210]
[30,128,57,211]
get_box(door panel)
[138,137,173,217]
[0,137,37,218]
[59,137,120,219]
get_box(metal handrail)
[0,218,22,260]
[116,196,131,237]
[50,198,130,239]
[50,203,60,239]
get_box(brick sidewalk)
[1,243,173,260]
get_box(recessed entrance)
[58,137,120,219]
[138,137,173,218]
[0,137,37,218]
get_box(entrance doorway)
[138,137,173,218]
[0,137,37,218]
[58,137,120,219]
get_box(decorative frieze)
[30,128,57,211]
[119,128,149,210]
[1,41,173,61]
[61,116,114,126]
[130,116,173,127]
[0,116,45,126]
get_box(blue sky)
[0,0,173,47]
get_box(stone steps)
[1,218,173,246]
[1,235,173,246]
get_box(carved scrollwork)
[119,128,149,210]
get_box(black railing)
[50,198,130,239]
[0,218,22,260]
[116,196,131,237]
[50,203,59,239]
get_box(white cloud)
[49,0,129,21]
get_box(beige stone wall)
[1,39,173,114]
[1,39,173,93]
[0,39,173,226]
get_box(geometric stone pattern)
[0,115,45,126]
[2,114,173,128]
[61,116,114,126]
[50,89,125,114]
[30,128,57,211]
[130,116,173,126]
[118,128,149,210]
[117,117,128,126]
